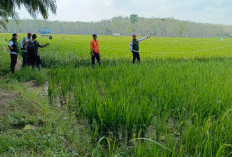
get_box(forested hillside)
[2,15,232,38]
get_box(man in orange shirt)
[90,34,101,66]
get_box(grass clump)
[10,68,48,85]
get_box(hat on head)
[92,34,97,37]
[132,34,137,37]
[12,33,18,37]
[28,32,32,36]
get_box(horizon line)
[12,15,232,27]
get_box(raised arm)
[138,37,148,42]
[36,41,49,48]
[138,36,151,42]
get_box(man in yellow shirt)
[90,34,101,66]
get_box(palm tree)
[0,0,57,29]
[0,9,11,30]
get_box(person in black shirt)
[129,34,150,63]
[28,34,50,70]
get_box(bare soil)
[0,88,16,116]
[15,58,22,71]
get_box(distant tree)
[130,14,138,24]
[0,0,57,29]
[130,14,138,33]
[4,16,232,38]
[179,24,184,37]
[106,27,112,35]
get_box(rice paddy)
[1,33,232,156]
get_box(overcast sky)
[17,0,232,25]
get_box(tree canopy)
[0,0,56,29]
[4,17,232,38]
[130,14,138,24]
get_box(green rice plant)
[0,35,11,75]
[49,65,157,141]
[10,67,47,85]
[47,58,232,156]
[3,33,232,156]
[0,51,11,75]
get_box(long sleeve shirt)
[129,37,148,53]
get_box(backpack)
[23,38,30,50]
[27,41,37,56]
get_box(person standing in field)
[27,34,50,71]
[90,34,101,66]
[20,32,32,68]
[129,34,150,63]
[8,33,19,73]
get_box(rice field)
[34,35,232,67]
[1,33,232,156]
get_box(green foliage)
[0,9,10,30]
[4,17,232,37]
[0,0,56,19]
[35,34,232,68]
[0,51,10,75]
[130,14,138,24]
[44,35,232,156]
[0,130,69,156]
[0,0,56,30]
[2,34,232,156]
[10,68,47,85]
[0,36,10,75]
[48,60,232,156]
[0,81,92,156]
[49,65,157,140]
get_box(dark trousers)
[132,52,140,63]
[10,54,18,73]
[91,52,101,65]
[30,54,42,69]
[22,52,29,68]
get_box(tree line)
[2,15,232,38]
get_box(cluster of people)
[90,33,151,65]
[8,33,150,73]
[8,33,50,73]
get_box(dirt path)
[16,58,22,71]
[23,80,48,97]
[0,88,16,116]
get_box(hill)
[2,16,232,38]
